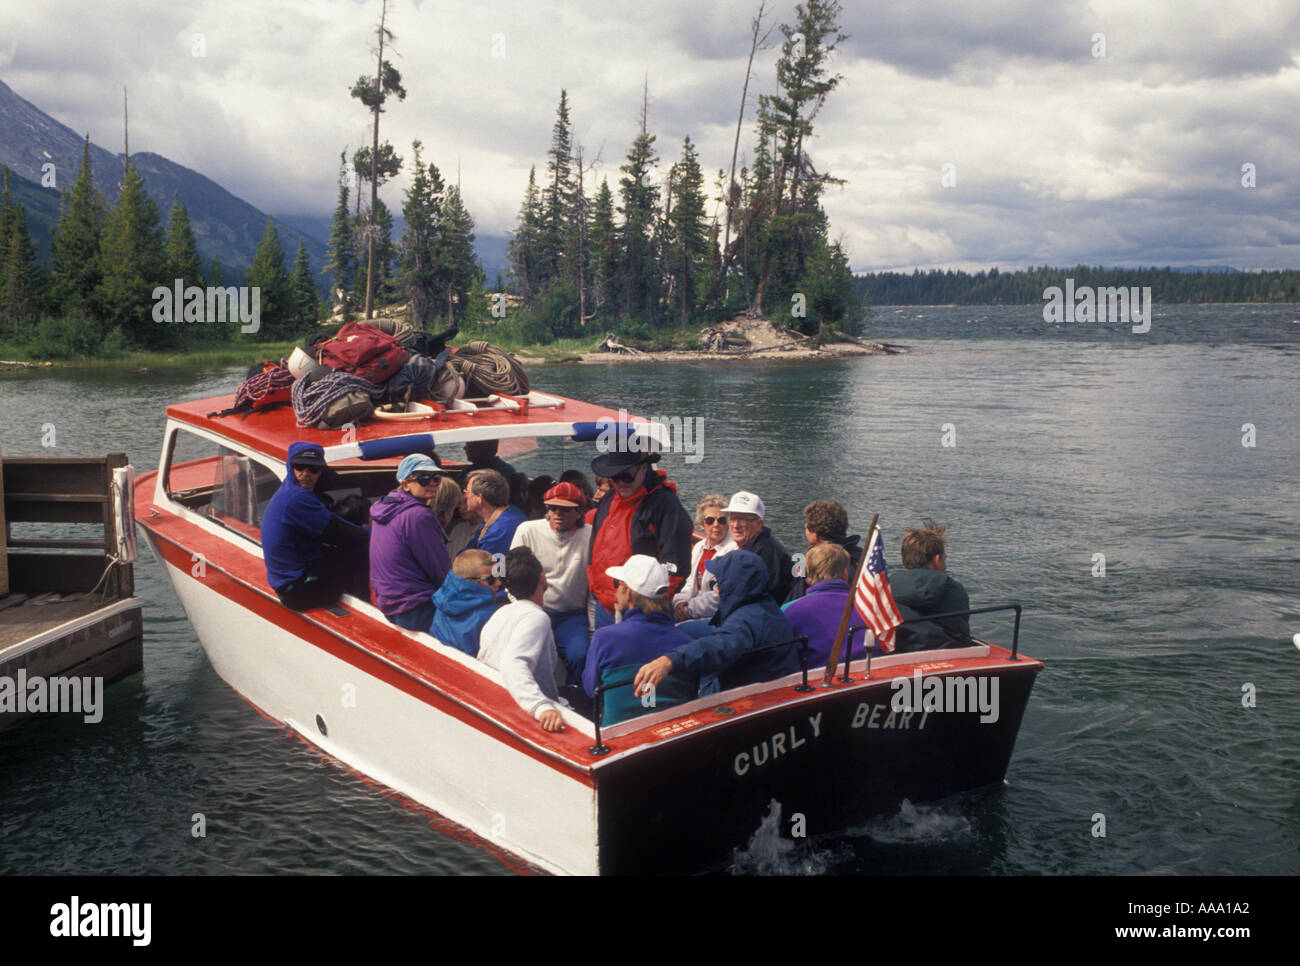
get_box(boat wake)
[728,799,838,876]
[850,799,974,846]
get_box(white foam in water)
[852,799,974,846]
[728,799,835,876]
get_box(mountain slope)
[0,77,325,286]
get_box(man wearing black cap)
[262,440,369,611]
[586,446,692,632]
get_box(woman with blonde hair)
[673,494,737,623]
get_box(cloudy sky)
[3,0,1299,272]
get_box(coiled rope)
[292,371,385,428]
[449,341,530,396]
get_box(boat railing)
[588,635,811,756]
[842,602,1023,683]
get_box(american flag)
[855,528,904,653]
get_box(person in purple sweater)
[583,555,694,725]
[369,454,452,630]
[781,542,871,668]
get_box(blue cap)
[397,454,441,482]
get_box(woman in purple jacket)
[369,454,452,630]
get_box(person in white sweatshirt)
[509,481,591,684]
[478,546,566,733]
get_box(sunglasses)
[611,579,623,589]
[611,466,643,485]
[702,516,726,525]
[292,464,322,473]
[474,574,502,586]
[412,473,440,486]
[545,504,579,513]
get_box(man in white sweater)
[509,481,591,684]
[478,546,566,732]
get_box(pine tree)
[349,0,407,318]
[587,178,618,319]
[324,152,354,320]
[437,184,478,325]
[0,168,13,307]
[289,241,317,329]
[210,255,224,287]
[751,0,846,315]
[244,218,292,340]
[666,137,709,326]
[164,197,205,290]
[507,166,542,303]
[2,203,42,339]
[49,136,107,315]
[373,197,397,306]
[96,160,167,347]
[618,86,661,321]
[799,237,854,335]
[540,90,575,287]
[400,140,445,329]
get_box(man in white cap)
[582,555,693,725]
[510,481,592,683]
[725,491,794,604]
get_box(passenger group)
[263,439,972,733]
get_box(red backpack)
[316,322,409,384]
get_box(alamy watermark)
[1042,279,1151,334]
[152,280,261,334]
[890,669,999,724]
[49,896,150,946]
[0,670,103,723]
[595,408,704,464]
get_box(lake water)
[2,303,1297,875]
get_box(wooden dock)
[1,449,143,731]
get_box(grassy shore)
[0,341,302,371]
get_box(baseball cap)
[605,555,673,599]
[397,453,442,482]
[291,445,326,468]
[543,482,586,507]
[726,491,766,518]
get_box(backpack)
[316,322,408,384]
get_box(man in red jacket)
[586,450,692,631]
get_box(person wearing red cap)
[509,481,592,683]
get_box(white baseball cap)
[726,491,766,518]
[605,555,673,599]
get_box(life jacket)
[316,322,409,384]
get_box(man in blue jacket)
[632,551,801,698]
[261,441,369,611]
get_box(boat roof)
[168,391,668,465]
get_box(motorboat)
[133,388,1042,874]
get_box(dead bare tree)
[715,1,772,303]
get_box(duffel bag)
[316,321,408,384]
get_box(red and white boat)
[134,389,1043,875]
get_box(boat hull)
[594,665,1038,874]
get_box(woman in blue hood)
[632,550,802,697]
[261,441,370,611]
[369,454,452,629]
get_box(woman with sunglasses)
[585,448,693,633]
[672,495,736,624]
[369,454,452,630]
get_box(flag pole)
[822,513,877,685]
